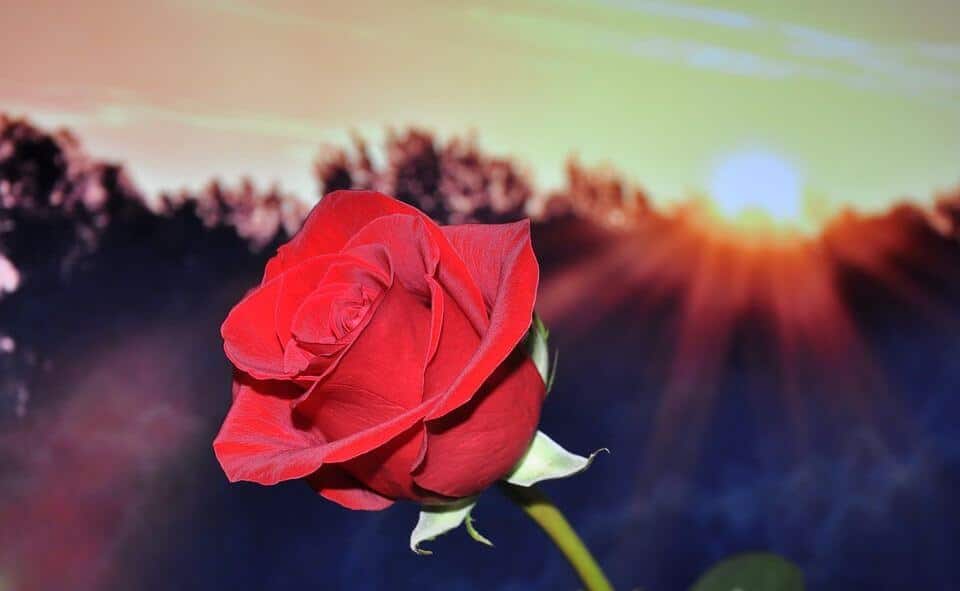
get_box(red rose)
[213,190,545,509]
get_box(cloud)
[781,25,960,94]
[569,0,960,102]
[914,42,960,63]
[623,37,826,79]
[596,0,756,29]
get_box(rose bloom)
[213,191,545,509]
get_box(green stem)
[499,482,614,591]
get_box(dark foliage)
[315,128,534,224]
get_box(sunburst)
[536,204,896,476]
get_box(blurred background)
[1,1,959,589]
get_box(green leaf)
[410,497,488,555]
[690,553,805,591]
[505,430,607,487]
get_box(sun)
[708,150,805,230]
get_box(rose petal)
[222,256,338,380]
[424,277,444,368]
[281,343,313,376]
[213,373,437,487]
[427,220,539,420]
[306,466,395,511]
[441,220,537,312]
[274,254,340,345]
[212,375,326,485]
[284,245,393,382]
[265,191,490,336]
[413,351,544,498]
[221,279,285,380]
[291,284,437,469]
[338,426,426,500]
[264,191,420,281]
[273,249,390,349]
[412,285,478,474]
[301,283,431,416]
[422,285,480,399]
[341,214,439,297]
[319,401,438,464]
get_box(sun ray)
[539,200,925,489]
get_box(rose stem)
[498,482,614,591]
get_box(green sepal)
[464,513,494,547]
[505,430,607,487]
[526,314,552,391]
[410,497,492,555]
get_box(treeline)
[313,127,651,227]
[2,113,958,284]
[0,115,306,290]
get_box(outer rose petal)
[427,220,540,420]
[306,466,395,511]
[263,191,413,282]
[214,371,433,488]
[221,278,285,380]
[413,351,545,498]
[212,375,326,485]
[338,426,427,501]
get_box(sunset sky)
[2,0,958,217]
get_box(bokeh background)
[1,1,959,590]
